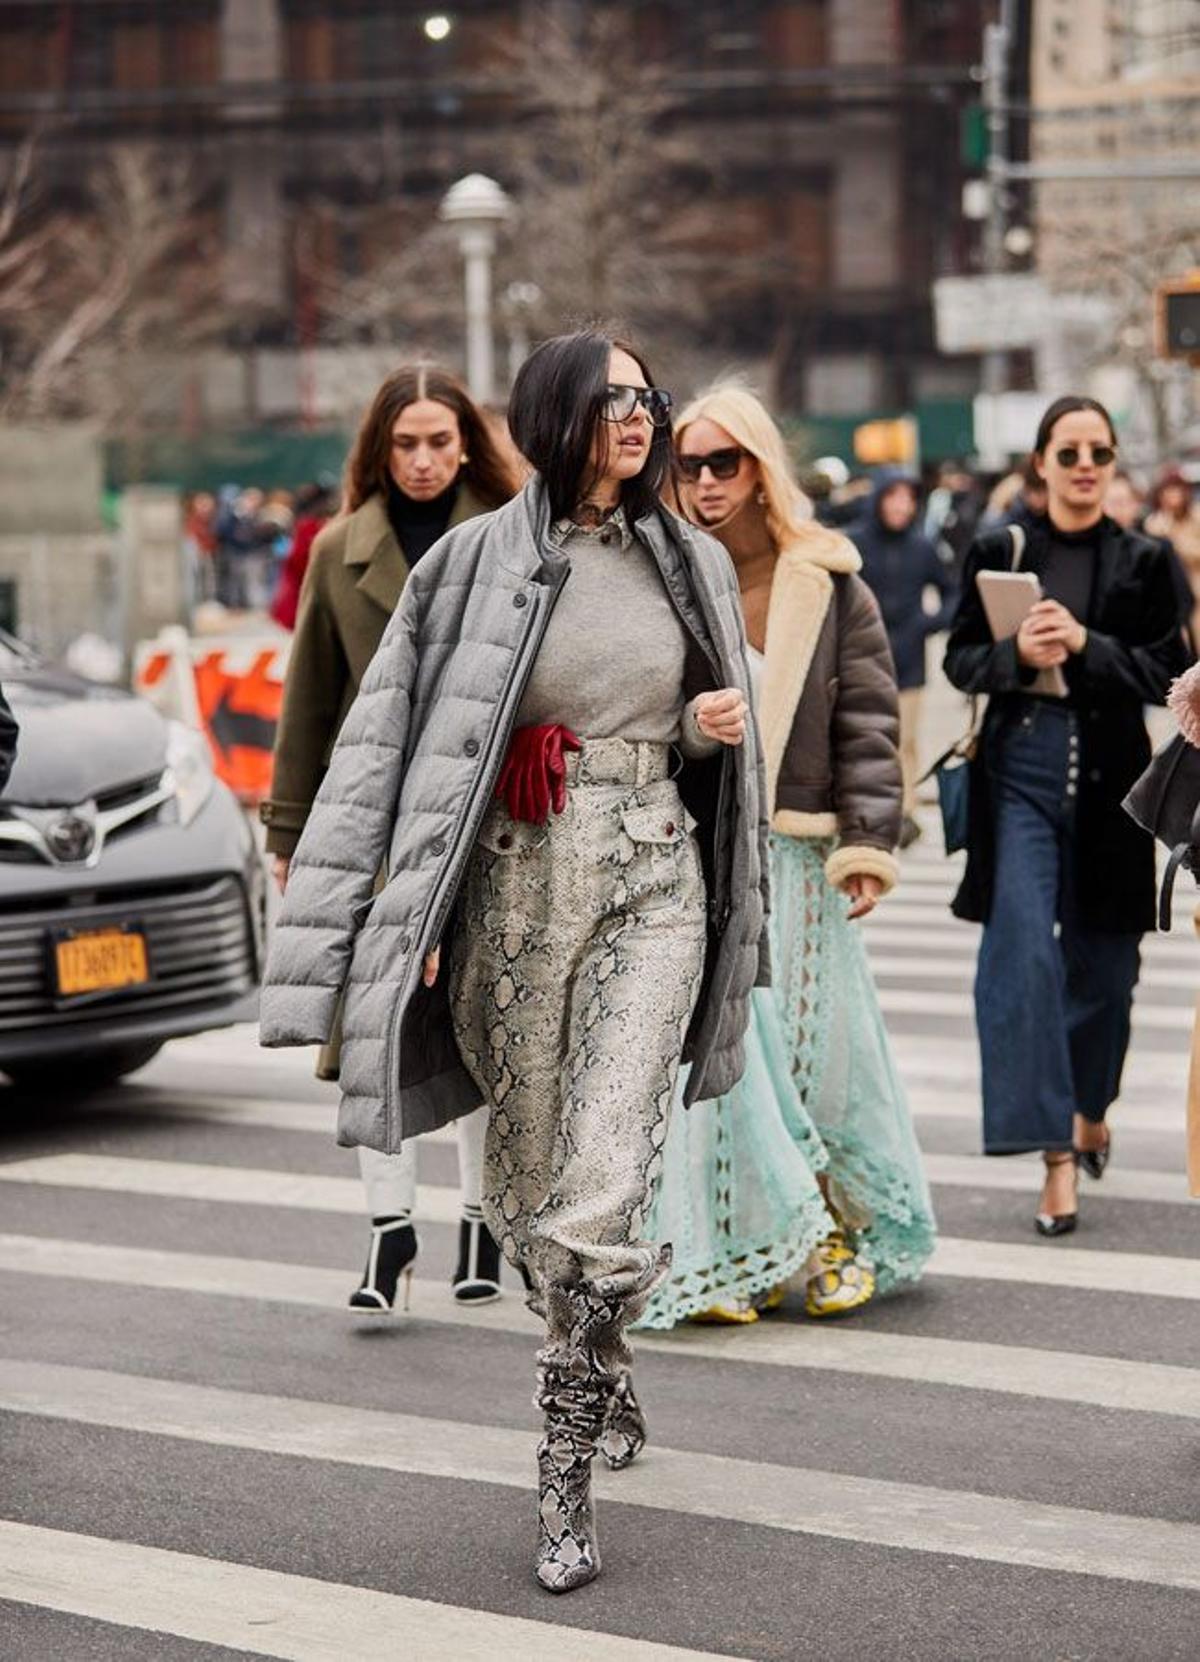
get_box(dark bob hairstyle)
[1034,395,1117,456]
[507,328,673,523]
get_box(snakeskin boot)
[598,1370,647,1472]
[533,1281,624,1593]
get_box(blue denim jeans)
[975,698,1141,1155]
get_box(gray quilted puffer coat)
[260,477,769,1155]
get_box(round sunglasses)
[602,384,674,427]
[676,446,748,483]
[1054,443,1117,468]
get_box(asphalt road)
[1,807,1197,1662]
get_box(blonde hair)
[674,382,813,550]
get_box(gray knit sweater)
[517,511,717,755]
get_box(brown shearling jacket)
[759,526,903,894]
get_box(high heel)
[1035,1152,1078,1237]
[599,1371,646,1471]
[1076,1126,1112,1181]
[348,1217,418,1311]
[452,1208,502,1304]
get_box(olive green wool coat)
[262,488,487,858]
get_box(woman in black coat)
[944,395,1191,1235]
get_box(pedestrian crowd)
[182,481,337,618]
[255,336,1195,1596]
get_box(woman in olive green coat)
[263,363,519,1312]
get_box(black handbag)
[1123,732,1200,931]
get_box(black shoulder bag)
[1123,732,1200,931]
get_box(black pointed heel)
[1035,1152,1078,1238]
[1076,1126,1112,1181]
[348,1217,418,1311]
[452,1209,502,1304]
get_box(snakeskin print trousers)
[450,738,707,1297]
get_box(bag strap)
[1008,523,1026,572]
[920,525,1028,785]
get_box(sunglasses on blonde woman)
[676,447,748,483]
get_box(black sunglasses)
[676,446,748,483]
[602,384,674,427]
[1054,443,1117,468]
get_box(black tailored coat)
[944,517,1192,933]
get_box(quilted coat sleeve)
[259,581,423,1047]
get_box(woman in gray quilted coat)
[260,328,768,1593]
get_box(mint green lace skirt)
[636,983,834,1330]
[771,835,936,1293]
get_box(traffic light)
[1156,278,1200,360]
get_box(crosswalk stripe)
[922,1152,1195,1204]
[865,924,1199,962]
[878,987,1192,1031]
[930,1235,1200,1299]
[909,1093,1186,1136]
[0,1520,735,1662]
[4,1146,1192,1224]
[868,955,1186,993]
[3,1235,1199,1403]
[4,1362,1199,1593]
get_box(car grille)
[0,876,257,1031]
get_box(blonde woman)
[641,386,935,1326]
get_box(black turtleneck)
[386,480,459,566]
[1041,518,1100,627]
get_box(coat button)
[1089,769,1101,783]
[401,935,412,952]
[513,592,527,608]
[498,832,513,850]
[431,838,446,856]
[664,822,676,836]
[464,739,479,757]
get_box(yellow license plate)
[54,928,150,997]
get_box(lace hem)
[633,1193,833,1330]
[823,1128,937,1294]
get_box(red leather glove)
[496,723,582,824]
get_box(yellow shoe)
[755,1283,787,1313]
[688,1299,760,1325]
[805,1232,875,1319]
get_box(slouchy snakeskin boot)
[599,1371,647,1472]
[533,1259,667,1591]
[534,1281,622,1592]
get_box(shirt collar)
[549,504,635,551]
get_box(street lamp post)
[439,174,511,404]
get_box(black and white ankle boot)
[348,1216,418,1312]
[599,1370,647,1471]
[452,1207,502,1304]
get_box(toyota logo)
[46,813,97,863]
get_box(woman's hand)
[844,873,883,921]
[1016,600,1084,668]
[693,688,748,746]
[422,946,441,987]
[272,855,291,895]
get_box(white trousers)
[356,1103,488,1220]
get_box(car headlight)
[165,721,215,827]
